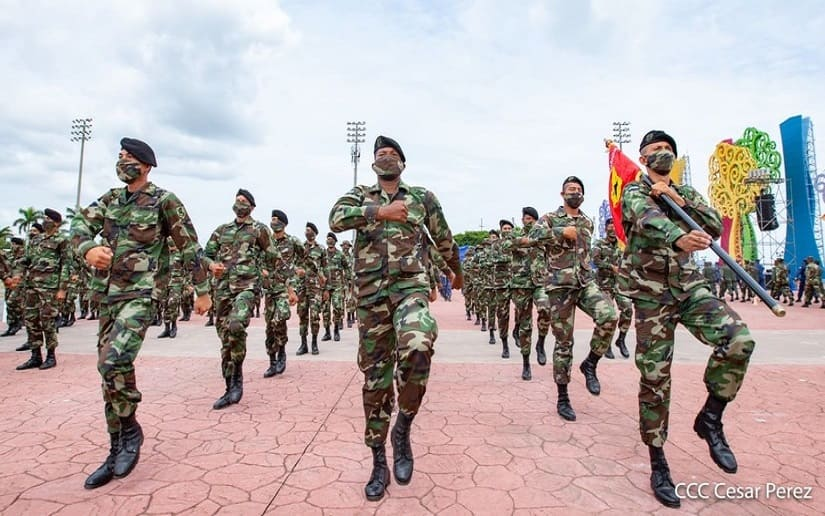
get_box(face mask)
[372,155,405,181]
[606,228,616,240]
[645,149,675,173]
[233,201,251,218]
[42,220,57,233]
[116,159,142,184]
[270,222,285,233]
[564,193,584,209]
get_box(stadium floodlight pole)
[612,121,631,151]
[347,121,366,188]
[71,118,93,209]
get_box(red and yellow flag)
[606,141,641,245]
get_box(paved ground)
[0,293,823,515]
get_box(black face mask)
[564,193,583,209]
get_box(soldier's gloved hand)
[377,200,408,222]
[210,262,226,279]
[85,246,113,269]
[675,230,712,252]
[562,226,577,241]
[194,293,212,315]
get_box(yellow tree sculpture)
[708,142,760,261]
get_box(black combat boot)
[321,325,332,341]
[474,315,480,326]
[84,432,120,489]
[465,309,471,321]
[228,366,243,404]
[264,355,279,378]
[0,326,12,337]
[205,314,214,326]
[311,334,319,355]
[521,353,532,381]
[480,318,487,332]
[649,446,680,508]
[556,383,576,421]
[501,336,510,359]
[615,331,630,358]
[391,412,414,484]
[158,323,171,338]
[15,341,32,351]
[39,348,57,370]
[16,348,43,370]
[88,311,97,321]
[488,328,496,345]
[296,335,308,355]
[79,309,88,319]
[535,335,547,366]
[180,309,191,322]
[274,348,286,375]
[113,413,143,478]
[512,327,518,341]
[364,445,390,501]
[333,323,341,342]
[579,351,602,395]
[68,312,76,326]
[213,376,232,410]
[693,394,738,473]
[168,321,177,339]
[55,315,66,328]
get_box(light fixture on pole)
[346,121,366,188]
[611,121,631,150]
[71,118,93,209]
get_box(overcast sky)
[1,0,824,243]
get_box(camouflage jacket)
[298,240,327,289]
[618,178,722,304]
[487,237,511,289]
[805,262,823,284]
[473,240,493,289]
[22,231,71,290]
[263,233,303,294]
[204,218,282,295]
[528,207,594,290]
[500,224,546,289]
[427,242,450,291]
[328,181,461,306]
[591,236,620,291]
[325,246,350,289]
[702,264,716,282]
[773,263,789,285]
[71,182,210,302]
[721,264,736,281]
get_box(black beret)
[488,229,499,236]
[562,175,585,194]
[327,232,337,242]
[11,237,24,245]
[32,223,44,233]
[499,219,514,229]
[44,208,62,223]
[271,209,288,224]
[236,188,256,207]
[120,137,157,167]
[604,217,614,225]
[374,135,406,163]
[522,206,539,220]
[306,222,318,235]
[639,130,678,157]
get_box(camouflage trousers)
[181,289,194,316]
[346,284,357,313]
[511,286,550,356]
[4,284,24,327]
[719,279,737,299]
[803,280,823,303]
[770,281,793,301]
[462,284,474,314]
[471,283,485,317]
[322,286,345,327]
[264,290,292,356]
[24,287,59,351]
[488,288,511,338]
[61,285,78,317]
[478,287,494,322]
[358,292,437,447]
[215,289,256,378]
[162,283,183,324]
[297,284,323,337]
[98,297,153,433]
[547,283,618,384]
[606,288,633,333]
[78,288,91,314]
[633,287,755,447]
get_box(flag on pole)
[606,140,641,245]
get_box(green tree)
[0,226,11,248]
[12,207,42,235]
[454,230,489,247]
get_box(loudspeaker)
[755,194,779,231]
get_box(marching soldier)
[770,258,793,305]
[295,222,327,355]
[322,232,349,342]
[1,237,25,337]
[341,240,357,327]
[592,218,632,358]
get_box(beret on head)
[11,237,24,245]
[327,232,337,242]
[32,223,44,233]
[639,130,678,157]
[562,175,585,194]
[604,217,614,225]
[44,208,62,223]
[236,188,256,207]
[306,222,318,235]
[271,209,288,224]
[522,206,539,220]
[374,135,406,163]
[120,137,157,167]
[489,229,499,237]
[499,219,514,229]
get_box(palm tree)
[12,207,43,235]
[63,206,78,233]
[0,226,11,248]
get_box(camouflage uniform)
[529,207,618,384]
[21,229,70,355]
[2,242,26,333]
[702,262,719,297]
[769,260,793,304]
[71,182,210,433]
[264,232,303,356]
[342,243,357,325]
[719,263,737,301]
[297,239,327,340]
[161,244,185,327]
[802,260,824,306]
[592,234,633,334]
[618,178,755,447]
[461,248,477,321]
[323,243,350,337]
[329,179,461,447]
[487,235,512,342]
